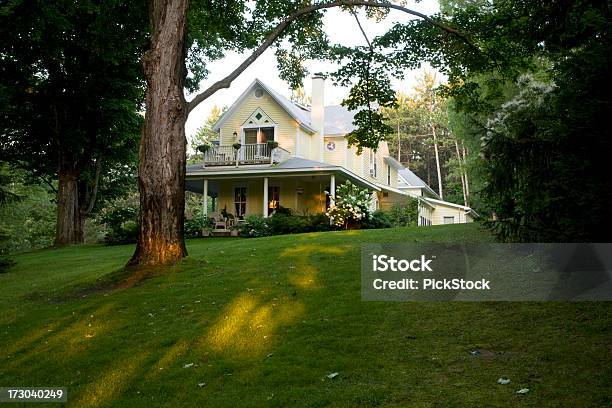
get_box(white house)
[185,76,476,227]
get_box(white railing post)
[263,177,269,217]
[202,179,208,216]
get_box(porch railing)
[202,143,290,166]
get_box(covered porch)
[185,160,380,233]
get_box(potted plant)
[201,217,213,237]
[230,224,240,237]
[196,144,212,154]
[266,140,279,163]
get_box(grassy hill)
[1,224,610,407]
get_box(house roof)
[392,163,441,199]
[212,78,357,136]
[423,197,480,217]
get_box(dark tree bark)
[128,0,189,266]
[55,168,84,245]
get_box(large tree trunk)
[129,0,189,267]
[55,169,84,245]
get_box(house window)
[443,216,455,224]
[268,186,280,212]
[243,126,274,144]
[234,186,247,217]
[387,165,391,185]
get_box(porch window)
[443,216,455,224]
[234,186,247,217]
[268,186,280,212]
[243,126,275,144]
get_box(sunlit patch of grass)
[288,264,321,289]
[146,339,190,380]
[204,293,304,358]
[75,351,149,408]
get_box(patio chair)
[208,212,227,230]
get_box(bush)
[241,215,271,237]
[388,198,419,227]
[104,220,139,245]
[100,205,139,245]
[240,212,334,238]
[362,210,393,229]
[306,213,332,232]
[185,216,213,238]
[0,255,15,273]
[325,181,372,228]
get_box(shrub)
[388,198,419,227]
[100,204,139,245]
[362,210,393,229]
[240,212,333,238]
[241,215,271,237]
[268,213,310,235]
[306,213,332,232]
[0,227,15,273]
[185,216,211,238]
[325,181,372,228]
[104,220,139,245]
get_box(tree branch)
[187,0,476,114]
[84,156,102,215]
[350,7,372,51]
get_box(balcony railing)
[202,143,291,166]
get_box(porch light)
[296,187,304,195]
[232,131,238,139]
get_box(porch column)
[263,177,269,217]
[202,179,208,216]
[330,174,336,198]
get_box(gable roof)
[213,79,315,133]
[212,78,358,136]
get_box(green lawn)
[1,224,610,407]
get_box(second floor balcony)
[202,143,291,167]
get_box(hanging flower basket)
[266,140,279,150]
[196,144,211,154]
[232,142,242,150]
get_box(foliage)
[189,105,225,162]
[375,0,612,241]
[241,215,272,238]
[241,212,332,238]
[361,210,392,229]
[0,168,56,253]
[325,182,372,228]
[99,193,139,246]
[0,0,146,243]
[184,216,209,239]
[388,198,419,227]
